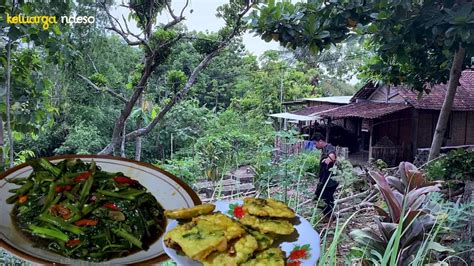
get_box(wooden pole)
[326,118,331,141]
[368,123,374,161]
[411,109,419,161]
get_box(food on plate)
[243,198,295,218]
[240,214,294,235]
[241,247,285,266]
[203,234,258,266]
[164,198,305,265]
[6,158,166,262]
[165,204,215,219]
[164,213,245,260]
[245,227,274,251]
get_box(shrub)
[350,162,446,265]
[426,149,474,181]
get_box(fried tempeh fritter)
[240,214,294,235]
[202,234,258,266]
[164,213,245,260]
[243,198,295,218]
[164,204,216,219]
[241,247,285,266]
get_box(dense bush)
[426,149,474,181]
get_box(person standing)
[312,133,338,217]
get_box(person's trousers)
[315,183,338,215]
[315,162,338,215]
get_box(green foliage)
[156,157,202,185]
[250,0,474,91]
[426,149,474,181]
[331,159,357,188]
[423,192,474,256]
[192,32,220,55]
[54,123,107,155]
[166,70,187,91]
[14,149,35,165]
[89,73,108,87]
[195,135,232,180]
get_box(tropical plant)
[350,162,444,265]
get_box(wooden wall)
[372,108,414,162]
[416,110,474,148]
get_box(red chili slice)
[74,172,92,182]
[66,239,81,247]
[113,176,138,184]
[55,185,73,193]
[74,219,98,226]
[103,202,120,211]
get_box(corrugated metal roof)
[302,96,352,104]
[318,102,411,119]
[268,112,318,121]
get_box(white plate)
[164,200,320,266]
[0,155,201,265]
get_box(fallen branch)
[296,188,374,209]
[335,202,374,215]
[335,190,371,205]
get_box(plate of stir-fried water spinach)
[0,156,200,264]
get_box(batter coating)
[243,198,295,218]
[241,247,285,266]
[164,213,245,260]
[164,204,216,219]
[240,214,294,235]
[203,234,258,266]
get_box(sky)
[111,0,281,57]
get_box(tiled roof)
[291,104,340,116]
[398,70,474,111]
[352,70,474,111]
[318,102,411,119]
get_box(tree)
[249,0,474,160]
[95,0,258,156]
[1,0,72,167]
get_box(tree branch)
[102,2,151,50]
[163,0,189,29]
[98,1,255,155]
[77,74,127,103]
[125,48,222,141]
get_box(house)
[271,70,474,166]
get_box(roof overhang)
[317,102,412,119]
[268,112,320,121]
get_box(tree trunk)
[107,53,155,155]
[135,95,143,161]
[6,41,14,168]
[428,47,466,161]
[120,120,126,158]
[0,114,4,170]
